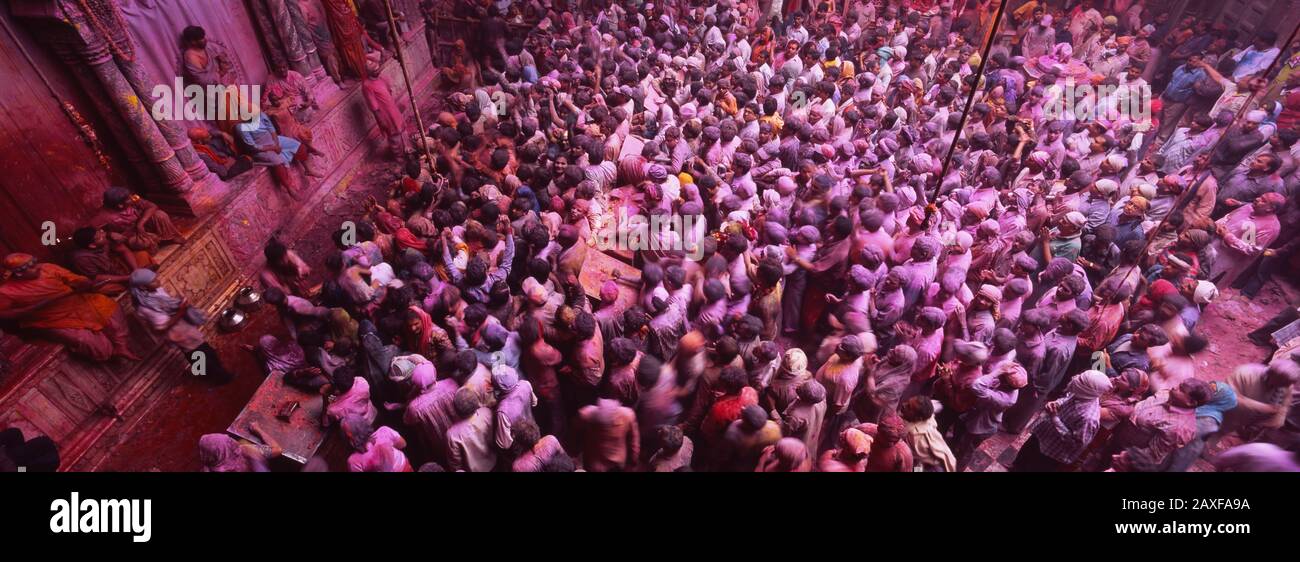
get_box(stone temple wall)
[0,27,436,471]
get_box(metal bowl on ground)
[218,307,248,332]
[234,286,262,310]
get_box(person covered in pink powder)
[362,62,409,159]
[342,415,412,472]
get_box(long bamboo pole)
[381,0,439,183]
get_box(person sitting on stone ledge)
[264,86,327,177]
[263,62,320,123]
[188,127,254,181]
[235,110,315,197]
[91,187,184,259]
[0,253,138,362]
[180,25,247,133]
[67,226,147,295]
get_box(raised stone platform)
[0,28,437,471]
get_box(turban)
[849,264,874,287]
[1063,211,1087,227]
[1028,151,1050,167]
[599,280,620,304]
[764,222,788,245]
[877,137,900,154]
[1135,183,1157,200]
[876,192,900,211]
[1005,277,1030,297]
[1245,110,1267,123]
[522,277,549,305]
[781,348,808,375]
[129,268,157,287]
[953,340,989,364]
[776,176,798,196]
[1128,195,1150,212]
[954,231,974,250]
[647,164,668,181]
[939,269,964,294]
[911,236,942,261]
[837,335,866,357]
[1014,254,1039,272]
[796,380,826,403]
[912,153,935,174]
[840,428,873,456]
[482,323,509,349]
[876,47,894,60]
[3,253,34,271]
[389,354,429,383]
[1105,154,1129,169]
[1193,281,1218,305]
[860,245,885,266]
[1094,179,1119,195]
[1065,370,1112,400]
[999,362,1029,388]
[797,225,821,244]
[978,219,1000,236]
[977,284,1003,303]
[917,307,947,328]
[491,364,520,392]
[411,363,437,392]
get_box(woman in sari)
[321,0,375,80]
[93,187,184,256]
[363,62,410,158]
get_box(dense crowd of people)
[5,0,1300,472]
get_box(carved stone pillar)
[246,0,288,71]
[10,0,227,217]
[83,46,193,194]
[265,0,315,82]
[284,0,329,83]
[117,58,211,184]
[48,41,162,193]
